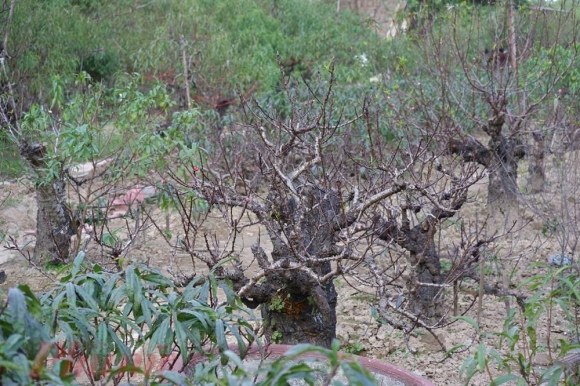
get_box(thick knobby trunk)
[448,121,522,211]
[402,228,442,318]
[527,131,545,194]
[20,142,73,264]
[487,132,520,210]
[261,275,337,348]
[35,179,73,264]
[259,186,340,348]
[373,183,469,319]
[377,221,443,318]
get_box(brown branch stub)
[448,137,491,167]
[19,141,47,168]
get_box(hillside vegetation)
[2,0,580,385]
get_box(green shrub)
[459,263,580,385]
[0,253,378,385]
[80,51,120,82]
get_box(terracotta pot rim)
[188,343,435,386]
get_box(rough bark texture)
[261,276,337,347]
[372,181,469,319]
[486,122,522,210]
[400,228,442,317]
[527,131,545,194]
[237,185,340,348]
[448,116,523,212]
[375,215,443,318]
[20,142,73,264]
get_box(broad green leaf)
[284,343,326,358]
[341,361,378,386]
[3,334,24,352]
[95,322,109,379]
[540,365,564,386]
[174,317,189,360]
[16,285,42,313]
[107,325,133,364]
[215,319,226,350]
[219,350,245,369]
[459,356,477,381]
[157,370,188,384]
[73,284,99,311]
[491,374,520,385]
[65,283,77,310]
[148,316,170,355]
[454,315,480,333]
[265,362,316,385]
[7,288,27,325]
[140,296,154,328]
[71,251,85,277]
[477,343,486,373]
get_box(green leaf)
[66,283,77,310]
[215,319,226,350]
[459,356,478,381]
[98,275,118,309]
[198,279,210,304]
[0,359,23,370]
[476,343,486,373]
[174,317,189,360]
[71,251,86,277]
[3,334,25,353]
[140,295,153,328]
[96,322,109,379]
[540,365,564,385]
[443,344,466,358]
[226,324,250,357]
[454,315,480,334]
[142,271,174,288]
[341,360,377,385]
[126,266,143,315]
[107,324,133,363]
[219,350,245,369]
[266,362,317,385]
[73,284,99,311]
[284,343,326,358]
[148,316,171,355]
[16,285,42,313]
[157,370,188,384]
[7,288,28,325]
[491,374,520,385]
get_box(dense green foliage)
[2,0,390,178]
[8,0,386,100]
[0,253,377,385]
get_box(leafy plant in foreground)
[0,252,378,385]
[460,263,580,385]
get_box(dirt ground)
[0,157,573,386]
[3,2,576,385]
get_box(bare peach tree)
[156,68,503,348]
[397,3,580,213]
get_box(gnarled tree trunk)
[261,274,337,348]
[527,130,545,194]
[261,186,339,347]
[487,127,521,210]
[449,115,523,213]
[20,142,73,265]
[231,185,340,348]
[375,214,443,318]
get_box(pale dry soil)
[0,160,574,386]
